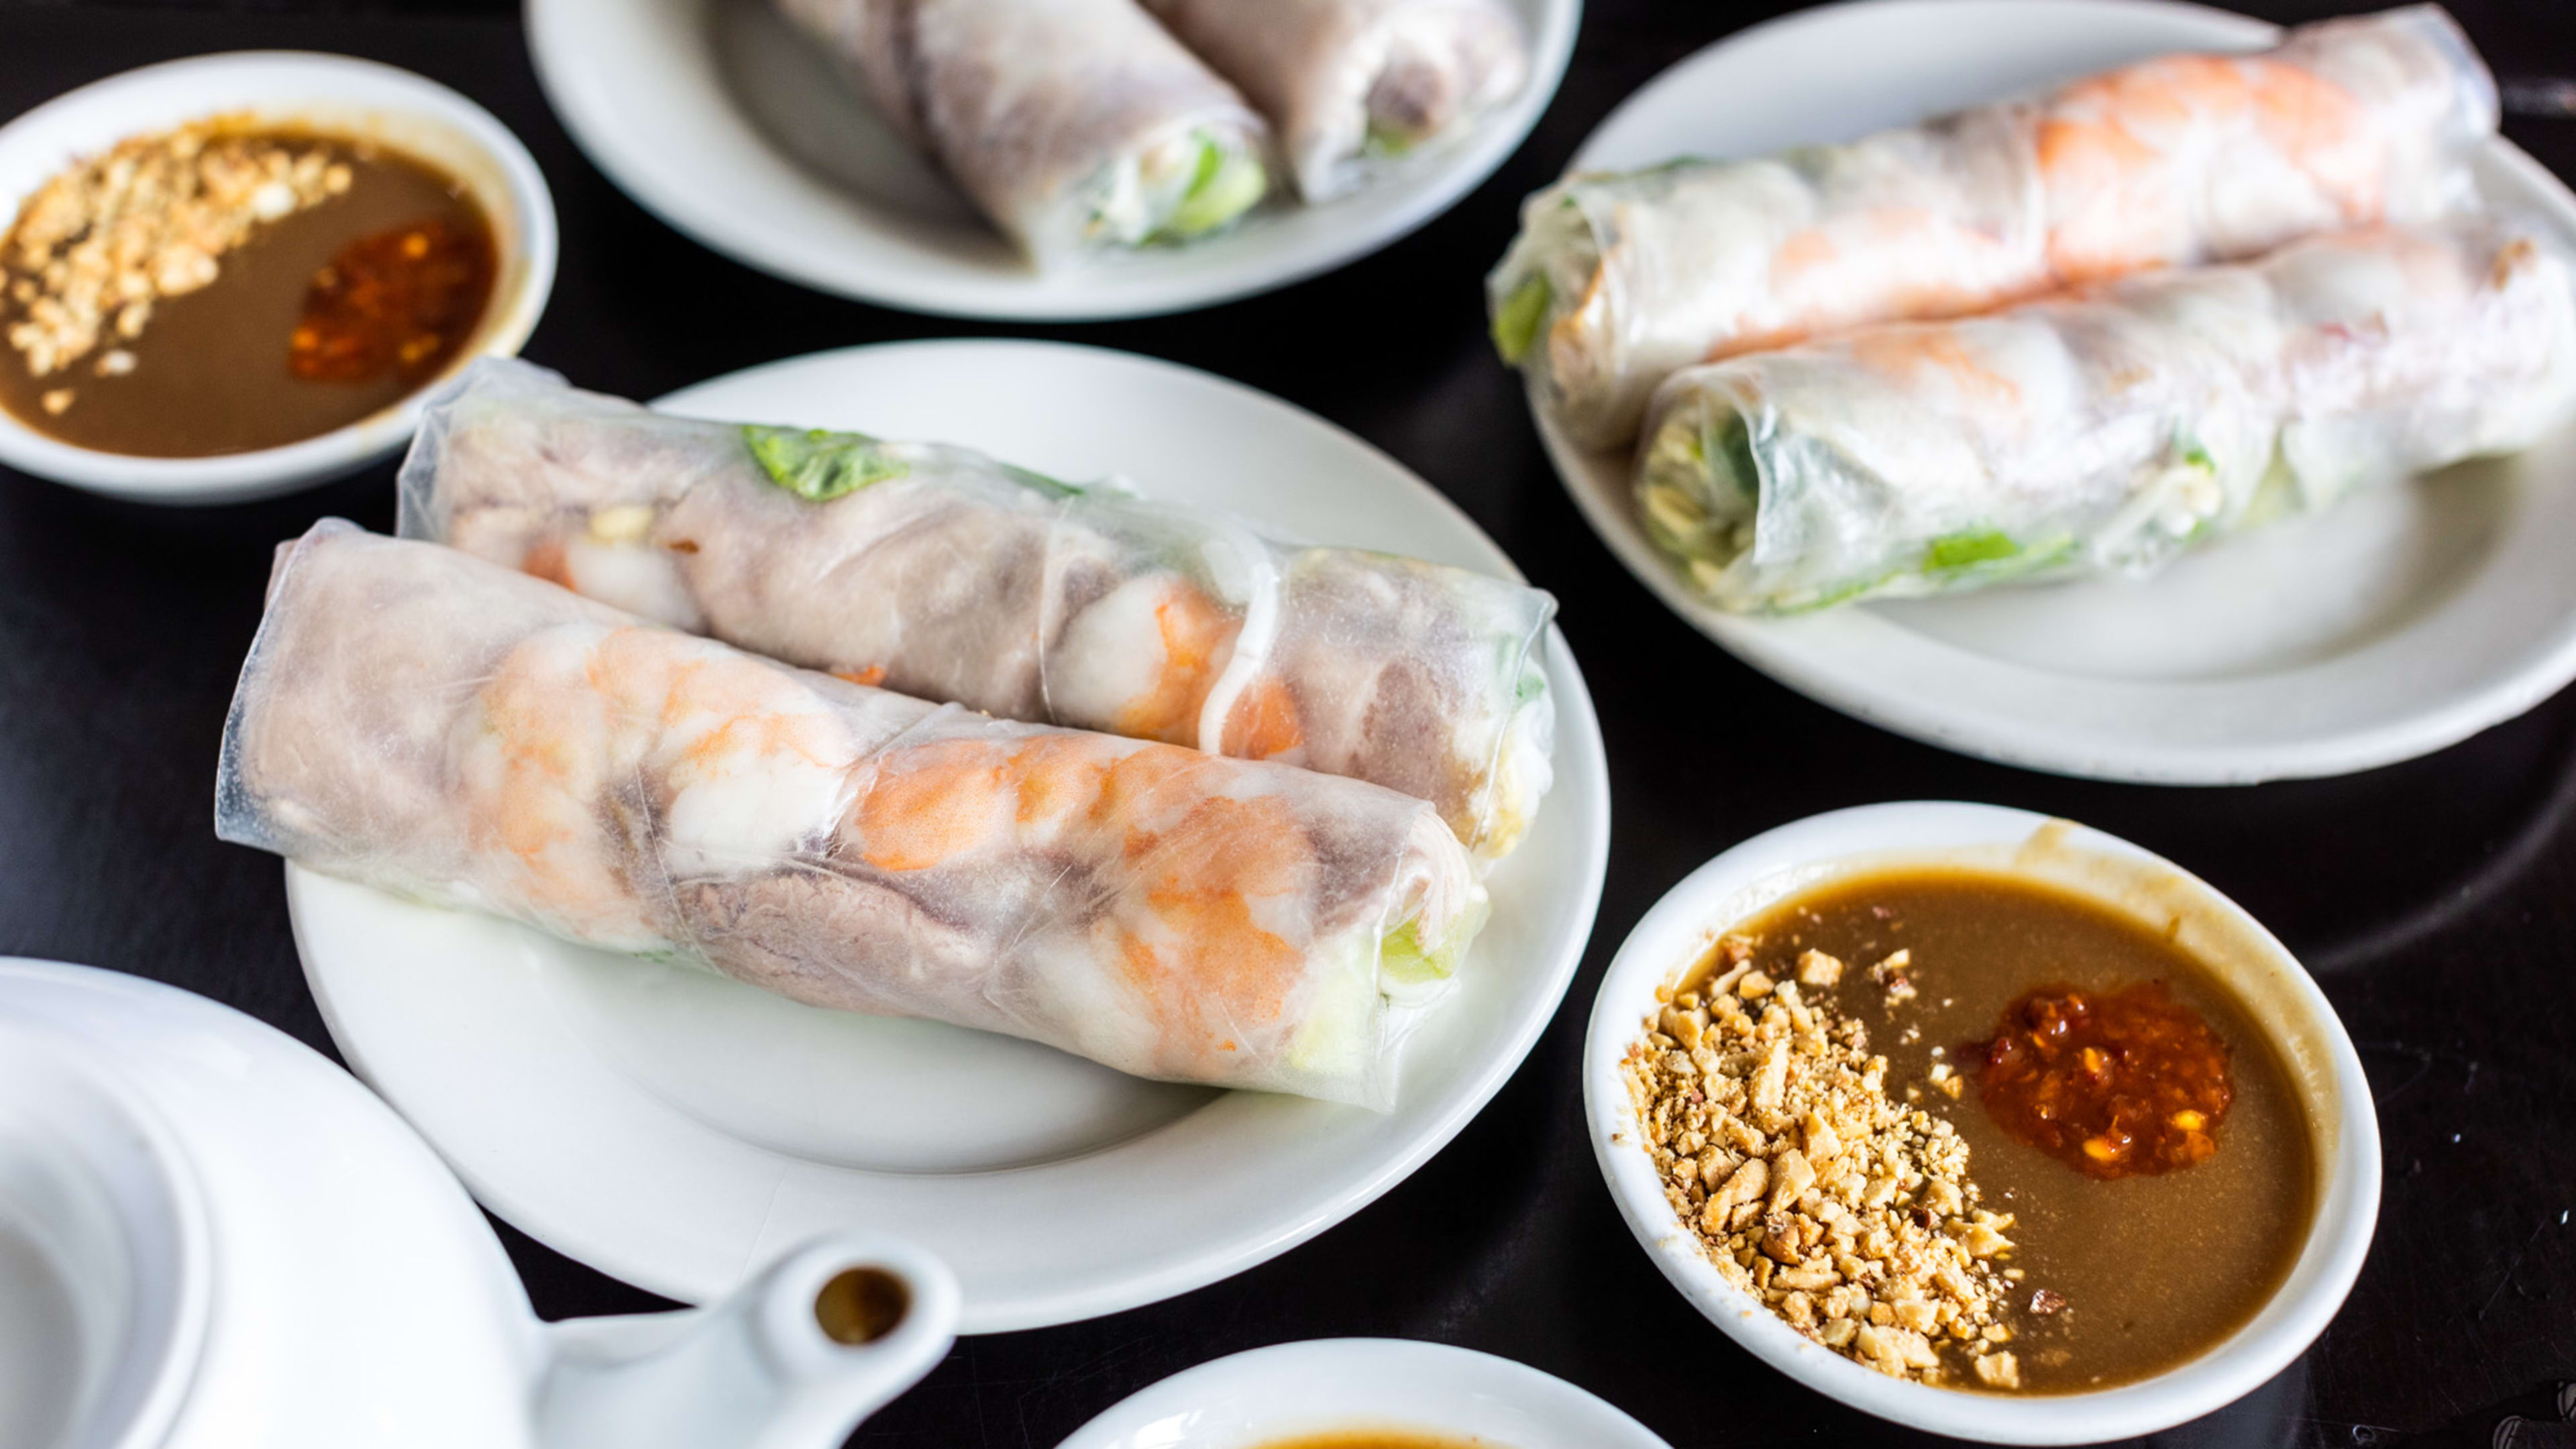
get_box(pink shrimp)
[2040,53,2374,282]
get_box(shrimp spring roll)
[216,522,1486,1108]
[1635,223,2576,613]
[773,0,1272,262]
[1140,0,1529,201]
[397,360,1556,865]
[1492,5,2498,447]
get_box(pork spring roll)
[1491,5,2498,447]
[773,0,1273,262]
[216,522,1485,1108]
[397,360,1556,865]
[1140,0,1529,202]
[1635,223,2576,614]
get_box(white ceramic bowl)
[0,52,557,504]
[1581,803,2379,1444]
[1053,1338,1672,1449]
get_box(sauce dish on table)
[1582,802,2378,1443]
[0,51,555,503]
[1052,1338,1672,1449]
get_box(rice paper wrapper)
[215,521,1488,1108]
[398,359,1557,865]
[1633,221,2576,612]
[1140,0,1530,203]
[1490,4,2498,448]
[773,0,1273,260]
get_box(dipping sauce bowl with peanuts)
[1584,802,2378,1444]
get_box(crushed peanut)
[3,120,354,408]
[1623,937,2026,1387]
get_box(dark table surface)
[3,0,2573,1444]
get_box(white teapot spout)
[537,1231,958,1449]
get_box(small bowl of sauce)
[1585,803,2377,1443]
[0,52,555,503]
[1053,1339,1671,1449]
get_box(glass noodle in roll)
[772,0,1271,262]
[1491,5,2498,447]
[1635,222,2576,614]
[398,360,1556,865]
[1140,0,1530,202]
[216,523,1486,1108]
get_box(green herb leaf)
[1379,917,1461,987]
[1491,272,1553,364]
[1925,529,2021,572]
[1163,135,1267,239]
[742,424,908,502]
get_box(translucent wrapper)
[1490,5,2497,447]
[1140,0,1529,202]
[398,360,1557,866]
[771,0,1273,262]
[215,523,1487,1108]
[1635,223,2576,613]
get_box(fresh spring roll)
[396,360,1557,865]
[773,0,1272,262]
[1491,5,2498,448]
[1634,223,2576,614]
[1140,0,1529,202]
[215,523,1486,1108]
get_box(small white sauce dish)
[0,52,556,504]
[1054,1338,1673,1449]
[1582,802,2379,1444]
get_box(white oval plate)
[1538,0,2576,784]
[1054,1338,1671,1449]
[1582,804,2379,1443]
[288,339,1611,1331]
[525,0,1576,321]
[0,52,556,504]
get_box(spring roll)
[773,0,1273,262]
[1634,223,2576,614]
[1140,0,1529,202]
[216,522,1486,1108]
[396,360,1556,865]
[1491,5,2498,448]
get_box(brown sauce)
[1724,867,2314,1394]
[1246,1423,1494,1433]
[0,129,494,456]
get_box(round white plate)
[289,339,1611,1332]
[1053,1338,1672,1449]
[1538,0,2576,784]
[524,0,1577,320]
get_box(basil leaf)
[742,424,909,502]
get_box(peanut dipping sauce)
[1254,1434,1495,1449]
[0,124,494,456]
[1246,1423,1494,1433]
[1713,867,2315,1394]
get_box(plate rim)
[523,0,1580,321]
[287,338,1613,1331]
[1535,0,2576,786]
[1050,1337,1676,1448]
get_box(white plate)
[288,339,1611,1332]
[1582,804,2379,1442]
[1053,1338,1672,1449]
[1538,0,2576,784]
[0,53,555,504]
[524,0,1576,321]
